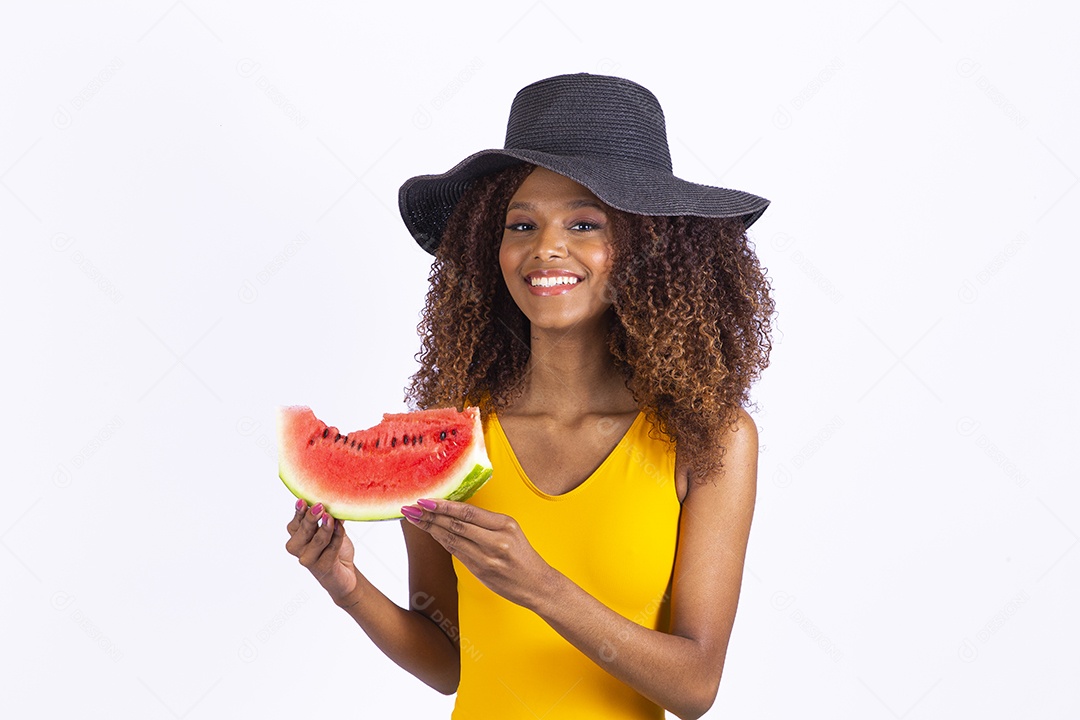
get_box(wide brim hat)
[399,73,770,255]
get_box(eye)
[504,222,534,232]
[571,221,603,232]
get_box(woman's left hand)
[401,499,553,608]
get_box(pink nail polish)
[401,506,423,521]
[295,498,305,511]
[311,503,323,516]
[417,499,437,511]
[319,513,329,528]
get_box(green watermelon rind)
[443,464,493,503]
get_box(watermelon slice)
[277,405,492,521]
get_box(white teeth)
[529,275,579,287]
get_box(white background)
[3,1,1077,718]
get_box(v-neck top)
[451,408,682,719]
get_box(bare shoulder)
[676,407,758,504]
[713,407,758,479]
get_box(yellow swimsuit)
[451,409,682,719]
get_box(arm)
[406,408,759,719]
[284,502,460,694]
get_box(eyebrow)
[506,199,608,212]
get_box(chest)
[496,411,641,496]
[465,410,684,622]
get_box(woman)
[285,73,775,719]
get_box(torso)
[455,399,685,718]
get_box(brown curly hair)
[405,163,776,481]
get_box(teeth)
[529,275,579,287]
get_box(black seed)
[351,439,356,448]
[358,441,363,449]
[309,439,314,446]
[439,430,447,441]
[391,437,396,447]
[451,429,457,435]
[375,438,379,448]
[419,435,423,444]
[322,428,329,439]
[335,433,342,442]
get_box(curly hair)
[405,163,776,481]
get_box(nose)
[532,223,567,260]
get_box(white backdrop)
[3,1,1077,717]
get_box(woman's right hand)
[285,500,361,607]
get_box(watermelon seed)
[439,430,447,441]
[351,439,356,448]
[322,428,329,439]
[375,438,380,448]
[451,429,457,435]
[391,436,397,447]
[335,433,342,442]
[309,439,314,446]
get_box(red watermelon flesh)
[278,405,492,521]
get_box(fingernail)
[417,499,437,511]
[401,506,423,521]
[311,503,323,517]
[318,513,328,528]
[295,498,305,511]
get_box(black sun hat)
[398,73,770,255]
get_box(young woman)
[285,73,775,720]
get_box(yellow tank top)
[451,409,681,719]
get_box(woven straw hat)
[398,73,770,255]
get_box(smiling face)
[499,167,616,334]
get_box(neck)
[512,313,636,418]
